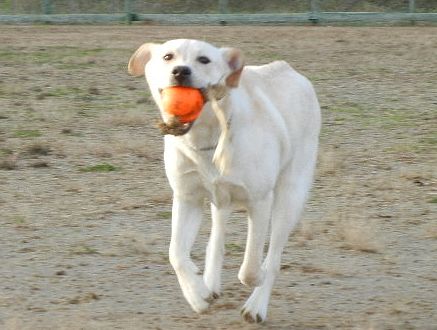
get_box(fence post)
[219,0,229,14]
[42,0,52,15]
[309,0,320,24]
[124,0,134,23]
[409,0,415,13]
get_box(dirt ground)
[0,25,436,329]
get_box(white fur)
[128,39,321,323]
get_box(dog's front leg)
[169,197,213,313]
[203,204,230,297]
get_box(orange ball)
[161,87,204,123]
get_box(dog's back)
[232,60,320,160]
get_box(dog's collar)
[183,114,232,153]
[184,140,217,153]
[198,145,217,152]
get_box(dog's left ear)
[222,48,244,88]
[128,43,159,77]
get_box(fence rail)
[1,0,436,25]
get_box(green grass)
[0,148,13,156]
[6,0,437,14]
[225,243,244,253]
[428,197,437,204]
[79,163,119,173]
[156,211,172,219]
[71,245,99,255]
[13,129,42,138]
[12,215,26,225]
[419,136,437,146]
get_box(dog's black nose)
[172,66,191,82]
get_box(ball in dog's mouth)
[160,87,205,123]
[156,85,226,136]
[156,86,206,136]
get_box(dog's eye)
[163,53,174,61]
[197,56,211,64]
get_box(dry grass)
[424,225,437,239]
[150,192,172,205]
[295,221,315,247]
[0,153,18,170]
[337,216,382,254]
[99,230,160,257]
[103,111,149,127]
[120,230,152,254]
[317,146,345,176]
[322,209,382,254]
[25,141,52,156]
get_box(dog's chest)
[192,149,249,209]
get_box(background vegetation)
[1,0,437,14]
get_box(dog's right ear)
[128,43,159,77]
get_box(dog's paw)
[182,276,216,313]
[188,291,220,313]
[238,266,266,288]
[185,289,210,313]
[205,291,220,304]
[203,272,222,298]
[241,308,265,323]
[240,286,269,323]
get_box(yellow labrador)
[128,39,320,323]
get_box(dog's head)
[128,39,244,135]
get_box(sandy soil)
[0,25,436,329]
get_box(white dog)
[128,39,320,323]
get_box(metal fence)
[1,0,436,24]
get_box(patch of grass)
[338,219,381,254]
[8,47,106,65]
[12,215,26,225]
[26,142,51,156]
[384,143,420,155]
[68,292,100,304]
[317,147,345,176]
[71,245,99,255]
[31,160,50,168]
[106,111,148,127]
[0,50,19,60]
[424,226,437,239]
[36,87,85,100]
[14,130,42,138]
[150,193,172,205]
[225,243,244,254]
[428,197,437,204]
[79,163,119,173]
[0,155,17,170]
[156,211,172,219]
[0,148,13,156]
[61,128,83,137]
[419,136,437,145]
[329,102,363,115]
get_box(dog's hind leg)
[203,204,230,297]
[241,144,318,323]
[169,197,214,313]
[238,192,273,288]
